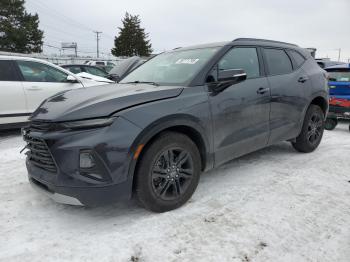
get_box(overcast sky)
[25,0,350,61]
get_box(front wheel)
[135,132,201,212]
[292,105,325,153]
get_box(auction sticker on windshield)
[175,58,199,64]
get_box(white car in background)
[86,60,116,67]
[0,56,111,129]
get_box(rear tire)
[325,118,338,130]
[292,105,325,153]
[135,132,201,212]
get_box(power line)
[28,0,94,33]
[26,0,113,52]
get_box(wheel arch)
[310,96,328,116]
[127,115,212,191]
[296,94,329,136]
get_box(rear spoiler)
[306,48,317,58]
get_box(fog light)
[80,152,95,169]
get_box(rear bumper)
[329,105,350,114]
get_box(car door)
[208,47,271,166]
[15,60,83,113]
[262,48,310,144]
[0,60,29,125]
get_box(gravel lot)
[0,124,349,262]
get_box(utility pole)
[93,31,102,58]
[337,48,341,62]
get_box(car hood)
[30,83,184,122]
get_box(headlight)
[59,117,116,130]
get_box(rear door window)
[0,60,20,81]
[263,48,293,75]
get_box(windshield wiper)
[123,81,159,86]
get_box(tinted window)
[17,61,68,82]
[326,69,350,82]
[85,66,108,77]
[289,50,306,68]
[264,48,293,75]
[65,66,82,74]
[0,60,20,81]
[218,47,260,78]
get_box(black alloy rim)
[151,147,194,201]
[307,114,323,144]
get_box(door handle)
[298,76,309,83]
[27,86,42,91]
[257,87,270,94]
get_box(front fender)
[125,114,213,181]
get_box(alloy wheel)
[151,147,194,201]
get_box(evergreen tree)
[112,12,153,57]
[0,0,43,53]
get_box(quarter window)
[289,50,306,68]
[218,47,260,79]
[0,60,20,81]
[264,48,293,75]
[17,61,68,82]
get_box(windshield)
[120,47,220,85]
[327,69,350,82]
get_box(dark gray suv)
[23,38,328,212]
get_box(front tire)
[135,132,201,212]
[292,105,325,153]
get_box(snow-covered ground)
[0,125,350,262]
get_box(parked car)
[61,64,110,79]
[0,56,109,129]
[316,58,346,69]
[86,60,116,71]
[23,38,328,212]
[108,56,145,82]
[324,63,350,131]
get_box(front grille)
[24,134,57,173]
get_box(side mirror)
[209,69,247,93]
[66,75,79,83]
[108,74,120,82]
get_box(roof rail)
[233,38,298,47]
